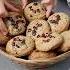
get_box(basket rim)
[0,48,70,64]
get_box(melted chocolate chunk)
[33,2,38,6]
[43,39,50,42]
[28,29,32,32]
[37,9,40,13]
[37,35,40,38]
[32,30,36,36]
[33,26,37,30]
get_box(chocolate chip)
[37,9,40,13]
[16,44,20,48]
[42,33,46,38]
[14,24,18,29]
[48,35,55,38]
[42,8,45,11]
[33,2,38,6]
[16,20,24,24]
[16,15,22,19]
[38,24,42,27]
[56,15,60,21]
[12,42,15,46]
[33,10,36,13]
[29,6,32,9]
[15,37,20,41]
[28,29,32,32]
[36,23,42,27]
[50,20,58,24]
[7,17,13,21]
[51,36,55,38]
[30,15,33,17]
[13,38,17,41]
[19,39,22,41]
[43,39,50,42]
[30,9,34,11]
[33,26,37,30]
[22,39,25,44]
[32,30,36,36]
[37,35,40,38]
[11,21,16,26]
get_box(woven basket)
[0,46,70,70]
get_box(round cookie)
[29,50,56,60]
[0,34,9,45]
[35,32,63,52]
[59,30,70,52]
[26,19,51,40]
[48,12,70,33]
[6,36,34,57]
[24,2,46,21]
[4,12,26,36]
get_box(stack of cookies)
[1,2,70,60]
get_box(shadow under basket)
[0,46,70,70]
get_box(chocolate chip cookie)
[48,12,70,33]
[26,19,51,39]
[24,2,46,21]
[6,36,34,57]
[35,32,63,51]
[29,50,56,60]
[4,12,26,36]
[0,34,9,45]
[59,30,70,52]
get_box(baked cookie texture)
[59,30,70,52]
[4,12,26,36]
[24,2,46,21]
[6,36,35,57]
[28,50,56,60]
[26,19,51,39]
[35,32,63,52]
[48,12,70,33]
[0,34,9,44]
